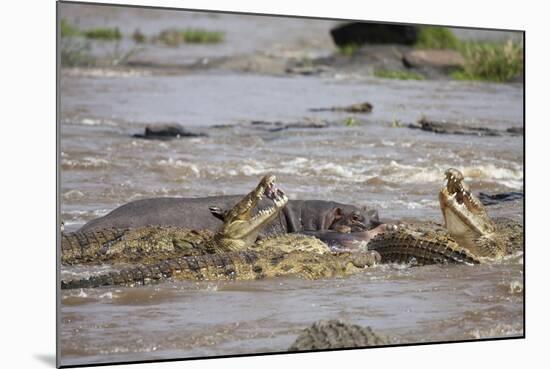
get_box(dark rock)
[285,65,331,76]
[310,102,373,113]
[210,124,232,129]
[478,192,524,206]
[403,49,465,69]
[282,120,328,130]
[409,118,524,137]
[251,119,328,132]
[289,320,388,351]
[251,120,284,127]
[409,117,502,136]
[133,124,208,140]
[506,126,524,136]
[330,22,418,47]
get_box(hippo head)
[326,205,380,232]
[209,199,380,234]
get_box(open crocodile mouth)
[439,168,494,236]
[251,174,288,222]
[217,174,289,247]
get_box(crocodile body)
[438,168,521,258]
[61,227,214,265]
[368,167,523,265]
[61,234,381,289]
[289,320,388,351]
[368,225,482,265]
[61,174,289,265]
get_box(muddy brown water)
[59,4,523,366]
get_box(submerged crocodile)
[289,320,388,351]
[368,168,523,264]
[61,174,289,264]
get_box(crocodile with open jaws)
[61,174,290,264]
[368,168,523,264]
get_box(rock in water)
[408,117,503,137]
[133,124,208,140]
[310,102,373,113]
[289,320,388,351]
[506,127,524,135]
[478,192,524,206]
[330,22,418,47]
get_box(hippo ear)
[322,207,343,230]
[209,206,226,221]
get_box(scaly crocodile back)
[60,248,381,289]
[61,227,214,265]
[289,320,388,351]
[61,228,129,264]
[252,233,331,254]
[368,228,482,265]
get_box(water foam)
[384,161,523,189]
[157,158,201,176]
[62,190,85,200]
[62,157,110,169]
[80,118,119,127]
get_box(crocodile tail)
[60,251,263,289]
[61,228,129,264]
[369,231,481,265]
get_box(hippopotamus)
[78,195,381,237]
[301,224,388,252]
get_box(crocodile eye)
[351,213,361,221]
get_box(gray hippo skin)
[79,195,380,236]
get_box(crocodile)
[60,234,381,289]
[289,320,388,351]
[61,174,288,264]
[368,168,523,264]
[61,227,214,265]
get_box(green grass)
[181,29,224,43]
[60,19,122,41]
[416,26,460,50]
[451,40,523,82]
[60,19,81,37]
[156,28,224,46]
[337,43,360,57]
[343,117,358,127]
[83,27,121,40]
[374,69,425,80]
[414,26,523,82]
